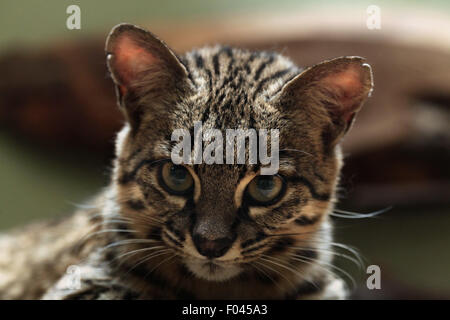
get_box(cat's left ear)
[105,24,191,114]
[278,56,373,144]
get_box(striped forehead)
[178,46,300,129]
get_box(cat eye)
[159,162,194,195]
[245,175,286,206]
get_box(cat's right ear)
[277,56,373,146]
[105,24,191,127]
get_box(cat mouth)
[205,261,222,273]
[184,257,242,281]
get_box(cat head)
[105,24,373,282]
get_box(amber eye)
[245,175,286,205]
[159,162,194,195]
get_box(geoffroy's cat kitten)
[0,23,373,299]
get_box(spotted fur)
[0,23,373,300]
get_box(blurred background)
[0,0,449,299]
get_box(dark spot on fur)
[126,199,146,211]
[267,237,295,255]
[241,232,267,249]
[294,215,320,226]
[147,226,162,241]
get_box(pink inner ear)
[114,35,157,86]
[321,64,364,121]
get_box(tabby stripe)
[126,199,145,211]
[211,46,233,77]
[235,92,243,107]
[195,53,215,90]
[241,231,267,248]
[163,230,183,247]
[118,158,160,184]
[244,52,258,74]
[221,46,233,57]
[244,64,251,74]
[222,46,234,72]
[273,197,302,211]
[266,237,295,255]
[242,94,248,106]
[294,215,321,226]
[217,92,225,102]
[141,185,165,204]
[166,221,186,242]
[254,55,275,81]
[119,147,143,165]
[201,104,211,123]
[287,176,331,201]
[241,242,268,255]
[221,67,238,88]
[194,53,204,69]
[212,52,220,75]
[252,68,291,100]
[220,98,232,110]
[205,68,213,89]
[230,74,244,90]
[248,110,256,129]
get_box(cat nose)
[193,235,233,259]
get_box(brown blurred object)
[0,41,122,155]
[0,11,449,205]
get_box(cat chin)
[184,259,242,282]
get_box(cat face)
[106,24,373,282]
